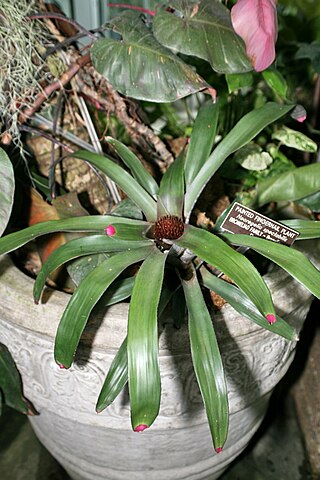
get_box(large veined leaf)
[128,247,167,431]
[221,233,320,299]
[199,266,297,341]
[181,265,228,451]
[0,216,149,255]
[0,344,36,416]
[71,150,157,221]
[184,100,219,187]
[281,220,320,240]
[91,10,210,102]
[33,234,152,303]
[175,225,275,320]
[184,102,294,218]
[153,0,252,74]
[0,148,15,237]
[54,246,154,368]
[255,164,320,207]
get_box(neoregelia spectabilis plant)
[1,102,320,452]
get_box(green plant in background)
[1,100,320,452]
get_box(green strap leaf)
[184,102,295,218]
[158,148,185,217]
[0,216,149,255]
[153,0,252,74]
[0,148,15,237]
[181,265,228,451]
[91,10,210,102]
[281,220,320,240]
[221,233,320,299]
[33,234,152,303]
[96,337,128,413]
[54,246,153,368]
[96,281,176,414]
[106,137,159,198]
[185,100,219,187]
[128,247,167,431]
[200,267,297,341]
[255,163,320,207]
[175,225,275,319]
[0,344,36,415]
[70,150,157,221]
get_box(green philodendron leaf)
[297,190,320,211]
[153,0,252,74]
[262,70,288,100]
[96,337,128,412]
[158,148,185,216]
[255,163,320,207]
[181,265,228,451]
[0,344,36,415]
[225,72,253,93]
[234,144,273,171]
[128,247,167,431]
[221,233,320,299]
[0,148,15,237]
[185,100,219,187]
[281,220,320,240]
[184,103,295,218]
[106,137,159,198]
[175,225,275,320]
[272,126,317,152]
[91,10,210,102]
[33,234,152,302]
[70,150,157,221]
[54,246,154,368]
[200,267,297,341]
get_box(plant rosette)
[1,100,320,460]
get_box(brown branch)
[19,52,91,123]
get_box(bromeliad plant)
[1,100,320,452]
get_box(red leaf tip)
[215,447,223,454]
[57,363,66,369]
[266,313,276,324]
[134,424,148,433]
[105,225,116,236]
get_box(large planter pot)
[0,243,318,480]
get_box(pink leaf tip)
[215,447,223,454]
[266,313,276,324]
[57,363,66,369]
[134,424,148,433]
[290,105,307,123]
[105,225,116,236]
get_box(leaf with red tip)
[231,0,278,72]
[128,248,167,431]
[54,246,154,368]
[200,266,298,341]
[175,225,276,320]
[181,265,228,451]
[221,233,320,299]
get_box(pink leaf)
[231,0,278,72]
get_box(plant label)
[220,202,299,246]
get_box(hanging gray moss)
[0,0,53,145]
